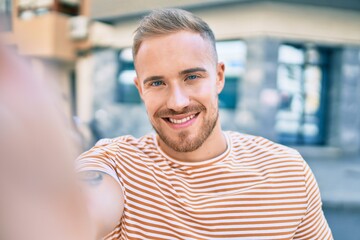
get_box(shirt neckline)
[153,131,232,167]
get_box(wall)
[113,2,360,47]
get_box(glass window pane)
[116,48,141,104]
[216,40,246,109]
[278,45,304,64]
[0,0,12,31]
[276,44,328,145]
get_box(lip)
[162,112,200,130]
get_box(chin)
[162,129,207,152]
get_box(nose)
[166,84,190,112]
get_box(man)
[77,8,333,240]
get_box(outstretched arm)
[79,170,124,239]
[0,43,123,240]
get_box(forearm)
[79,170,124,240]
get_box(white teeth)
[169,114,195,124]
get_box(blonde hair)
[133,8,217,62]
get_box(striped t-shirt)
[77,131,333,240]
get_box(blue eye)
[186,75,198,80]
[151,81,164,87]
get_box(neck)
[157,123,227,162]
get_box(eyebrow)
[142,67,207,85]
[179,67,207,75]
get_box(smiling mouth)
[163,112,200,124]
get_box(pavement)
[296,153,360,239]
[304,155,360,209]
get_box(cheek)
[188,81,212,97]
[191,83,218,103]
[143,95,162,117]
[145,101,156,116]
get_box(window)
[0,0,12,31]
[216,40,246,109]
[115,48,141,104]
[276,44,329,145]
[17,0,80,17]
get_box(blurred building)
[76,0,360,157]
[2,0,359,155]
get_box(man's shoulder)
[227,131,307,176]
[227,131,301,158]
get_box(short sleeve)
[75,138,120,185]
[293,159,333,240]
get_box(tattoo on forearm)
[80,171,104,186]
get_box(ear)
[216,62,225,94]
[134,76,143,99]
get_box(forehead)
[134,31,215,77]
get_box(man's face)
[134,31,225,152]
